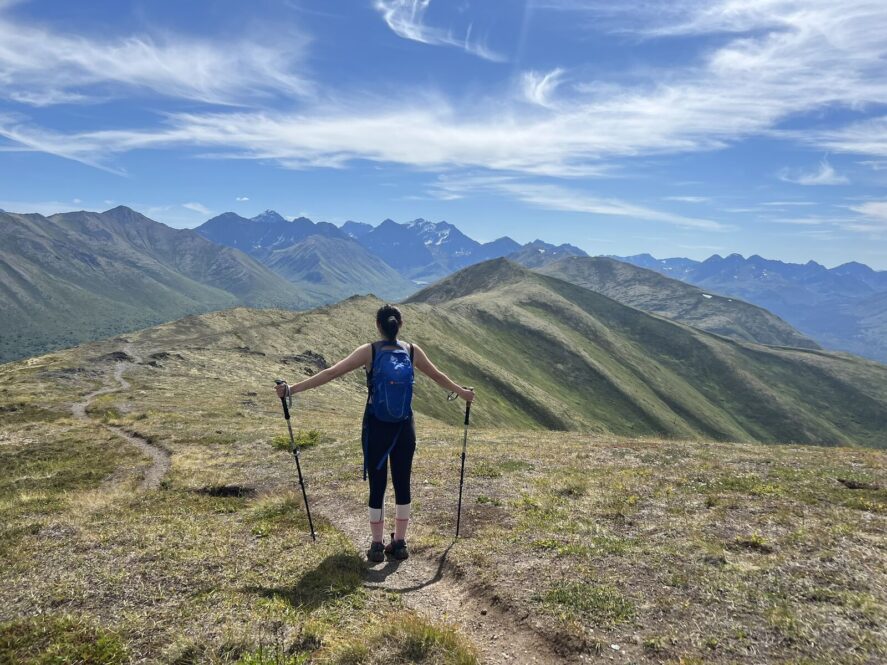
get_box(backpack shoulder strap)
[409,343,414,362]
[366,342,381,394]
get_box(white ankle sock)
[369,507,384,543]
[394,503,410,541]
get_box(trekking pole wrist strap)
[447,385,474,401]
[275,379,293,418]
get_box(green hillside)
[124,258,887,447]
[264,235,416,303]
[0,207,309,363]
[534,255,819,348]
[402,258,887,446]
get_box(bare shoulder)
[410,343,430,364]
[343,343,372,367]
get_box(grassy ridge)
[108,259,887,446]
[0,355,477,664]
[535,256,819,349]
[2,327,882,663]
[412,259,887,446]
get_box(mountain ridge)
[130,258,887,447]
[531,255,819,349]
[0,206,307,363]
[616,252,887,362]
[402,258,887,446]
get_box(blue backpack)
[368,340,414,422]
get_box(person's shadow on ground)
[363,541,455,592]
[242,552,364,611]
[243,540,456,609]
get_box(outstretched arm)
[277,344,372,397]
[412,344,475,402]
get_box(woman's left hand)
[275,382,290,399]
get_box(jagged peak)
[251,209,288,223]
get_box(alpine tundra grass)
[0,301,884,663]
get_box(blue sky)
[1,0,886,267]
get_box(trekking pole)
[449,388,473,538]
[275,380,316,542]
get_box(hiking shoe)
[385,533,409,560]
[367,541,385,563]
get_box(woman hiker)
[275,304,475,562]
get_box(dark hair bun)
[376,304,403,342]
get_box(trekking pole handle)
[463,387,473,426]
[274,379,291,420]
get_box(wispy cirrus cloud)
[0,199,87,216]
[3,0,887,208]
[182,202,211,215]
[430,174,728,230]
[805,117,887,157]
[849,201,887,227]
[664,195,710,203]
[778,160,849,186]
[373,0,505,62]
[0,3,311,106]
[521,68,565,108]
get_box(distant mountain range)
[196,211,415,302]
[0,206,594,362]
[198,210,577,286]
[0,206,306,363]
[3,204,883,368]
[617,253,887,363]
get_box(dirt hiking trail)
[313,495,578,664]
[71,343,170,490]
[68,344,574,662]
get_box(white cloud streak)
[3,0,887,191]
[778,160,849,186]
[182,202,211,215]
[373,0,506,62]
[850,201,887,227]
[521,68,565,107]
[0,4,311,106]
[431,174,728,230]
[805,117,887,157]
[0,199,85,216]
[664,195,709,203]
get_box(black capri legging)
[364,414,416,509]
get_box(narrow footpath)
[71,343,170,490]
[72,343,569,663]
[313,495,571,664]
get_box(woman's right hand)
[460,387,476,403]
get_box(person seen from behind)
[276,304,475,562]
